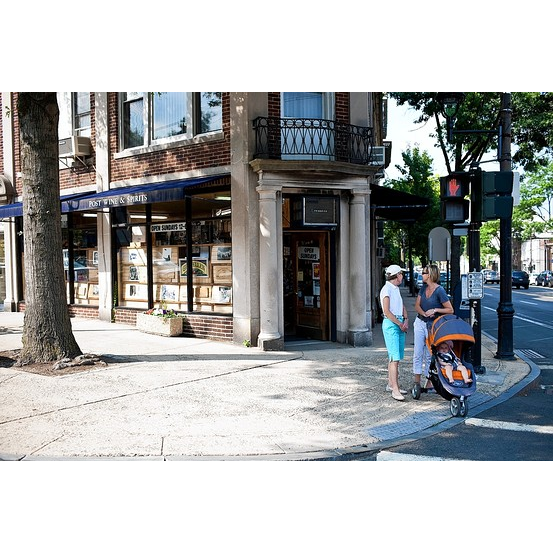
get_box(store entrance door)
[283,231,329,340]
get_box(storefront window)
[116,192,232,314]
[62,213,98,305]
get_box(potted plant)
[136,302,183,337]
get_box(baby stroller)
[411,314,477,417]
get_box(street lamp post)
[436,92,515,366]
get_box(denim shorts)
[382,316,405,361]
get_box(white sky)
[384,97,446,180]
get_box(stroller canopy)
[427,314,475,349]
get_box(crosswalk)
[376,416,553,461]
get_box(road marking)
[518,349,546,359]
[465,418,553,434]
[376,451,467,461]
[520,300,538,305]
[482,306,553,331]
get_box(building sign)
[303,196,338,226]
[85,193,150,209]
[151,222,186,233]
[298,246,320,261]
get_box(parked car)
[483,270,500,284]
[415,273,423,291]
[512,270,530,289]
[536,270,553,287]
[529,272,540,285]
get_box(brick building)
[0,92,421,350]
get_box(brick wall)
[19,302,234,342]
[114,308,233,342]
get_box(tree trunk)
[18,92,82,363]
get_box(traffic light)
[440,172,470,223]
[471,169,514,222]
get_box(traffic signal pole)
[496,93,515,359]
[468,219,485,372]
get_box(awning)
[0,202,23,218]
[0,175,224,218]
[371,184,431,223]
[62,175,222,212]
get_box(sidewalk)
[0,289,538,460]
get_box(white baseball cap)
[385,264,406,276]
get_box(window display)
[116,197,232,314]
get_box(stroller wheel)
[459,398,468,417]
[412,382,421,400]
[450,397,461,417]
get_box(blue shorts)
[382,317,405,361]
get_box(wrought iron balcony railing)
[252,116,374,165]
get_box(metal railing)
[253,117,374,165]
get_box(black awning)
[371,184,431,222]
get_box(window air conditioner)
[369,146,385,166]
[59,136,92,158]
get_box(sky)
[384,97,446,180]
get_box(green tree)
[516,160,553,236]
[388,92,553,273]
[512,93,553,171]
[18,92,82,364]
[383,146,440,266]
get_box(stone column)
[94,92,113,322]
[348,189,370,346]
[256,184,283,350]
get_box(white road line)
[465,418,553,434]
[482,306,553,330]
[376,451,467,461]
[520,300,538,305]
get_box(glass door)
[284,231,329,340]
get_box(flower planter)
[136,313,183,337]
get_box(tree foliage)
[383,146,440,266]
[388,92,553,267]
[390,91,553,172]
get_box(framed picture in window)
[179,258,209,279]
[76,284,88,299]
[125,283,148,300]
[211,245,232,263]
[88,284,99,298]
[212,286,232,303]
[213,264,232,283]
[160,284,179,302]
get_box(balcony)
[252,117,374,165]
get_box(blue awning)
[0,175,225,218]
[0,202,22,218]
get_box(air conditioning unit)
[369,146,385,166]
[59,136,92,158]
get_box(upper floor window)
[198,92,222,134]
[73,92,91,137]
[120,92,222,150]
[57,92,91,139]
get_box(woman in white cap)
[379,264,409,401]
